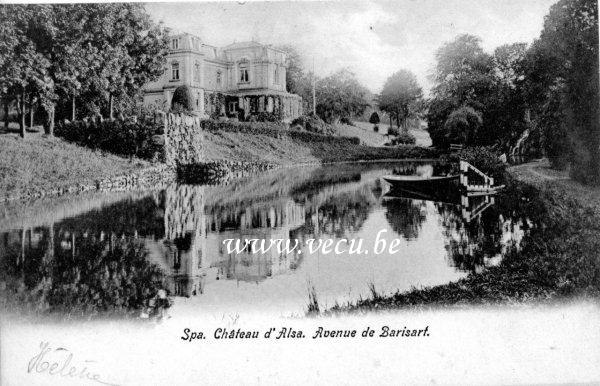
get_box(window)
[274,65,280,85]
[239,59,249,83]
[216,71,222,86]
[194,61,200,82]
[171,38,179,50]
[171,62,179,80]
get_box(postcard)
[1,0,599,384]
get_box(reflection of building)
[143,32,302,121]
[158,185,306,296]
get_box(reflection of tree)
[315,186,376,238]
[382,198,428,240]
[1,228,170,320]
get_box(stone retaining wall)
[3,165,176,203]
[164,113,204,168]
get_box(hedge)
[55,118,163,161]
[201,119,360,145]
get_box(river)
[0,161,532,320]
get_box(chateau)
[143,33,302,121]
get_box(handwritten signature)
[28,341,120,386]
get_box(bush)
[390,132,416,145]
[369,112,380,125]
[201,118,360,145]
[290,114,336,135]
[441,146,506,182]
[55,117,163,160]
[444,106,483,146]
[373,125,379,132]
[387,126,400,136]
[340,116,354,126]
[171,85,194,112]
[253,111,281,122]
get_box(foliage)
[253,112,281,122]
[523,0,599,184]
[390,132,416,146]
[171,85,194,112]
[291,114,336,135]
[426,34,530,150]
[443,106,483,146]
[55,117,163,160]
[275,45,304,94]
[340,116,354,126]
[387,126,400,137]
[378,69,423,130]
[314,69,371,123]
[369,112,380,124]
[441,146,507,182]
[0,4,170,135]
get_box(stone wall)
[164,113,205,168]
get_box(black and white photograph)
[0,0,599,384]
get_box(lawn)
[0,130,150,201]
[335,121,433,147]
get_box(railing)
[459,160,496,192]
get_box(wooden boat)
[382,174,459,190]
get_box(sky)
[146,0,558,94]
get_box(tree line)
[426,0,598,184]
[0,4,170,138]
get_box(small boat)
[382,174,459,190]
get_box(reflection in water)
[0,162,533,319]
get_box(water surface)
[0,162,531,320]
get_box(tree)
[524,0,599,184]
[1,4,170,137]
[171,85,194,111]
[444,106,483,145]
[378,70,423,131]
[426,34,531,149]
[314,69,370,123]
[276,44,304,94]
[369,112,380,124]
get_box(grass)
[0,130,150,201]
[335,121,433,147]
[319,168,600,315]
[203,130,437,165]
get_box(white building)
[143,32,302,121]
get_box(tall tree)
[524,0,599,184]
[276,44,304,95]
[314,69,370,123]
[378,70,423,131]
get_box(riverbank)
[324,159,600,315]
[202,128,436,164]
[0,131,174,202]
[1,125,437,201]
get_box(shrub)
[253,111,281,122]
[290,114,336,135]
[390,132,416,145]
[441,146,506,182]
[340,116,354,126]
[387,126,400,136]
[369,112,380,125]
[444,106,483,146]
[55,117,163,160]
[171,86,194,112]
[373,125,379,132]
[201,118,360,145]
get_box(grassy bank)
[0,132,150,201]
[203,129,437,164]
[324,162,600,314]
